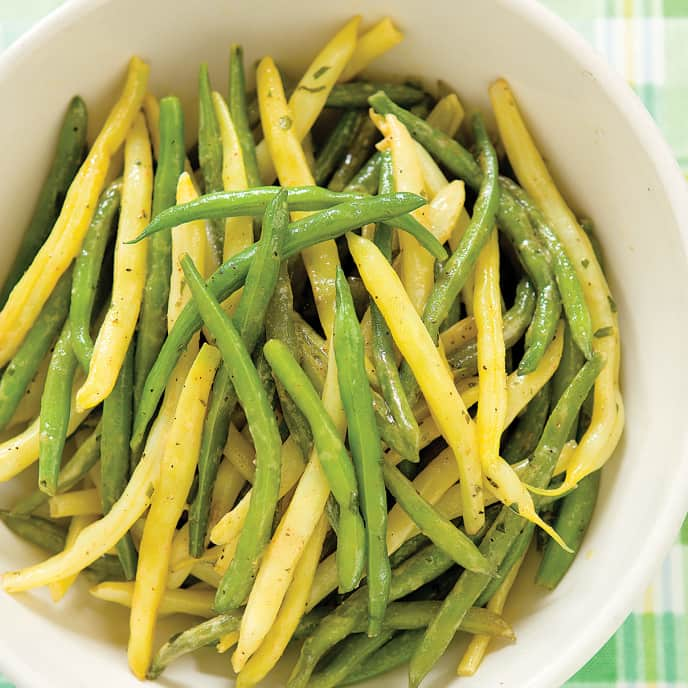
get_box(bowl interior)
[1,1,688,687]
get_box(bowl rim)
[1,0,688,686]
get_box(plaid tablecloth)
[0,1,686,686]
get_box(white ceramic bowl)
[1,1,688,686]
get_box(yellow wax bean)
[76,112,152,410]
[347,232,485,534]
[255,17,360,183]
[90,581,216,618]
[0,57,149,365]
[233,348,344,670]
[373,112,434,314]
[339,17,403,82]
[234,514,329,683]
[257,56,340,337]
[48,489,102,518]
[489,77,623,493]
[128,344,220,678]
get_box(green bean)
[334,267,390,630]
[181,255,282,612]
[475,522,534,607]
[12,423,102,516]
[101,343,137,580]
[552,324,586,407]
[371,150,420,460]
[352,602,513,637]
[314,111,363,185]
[265,264,313,457]
[368,93,566,373]
[134,96,185,409]
[288,543,456,688]
[129,187,366,243]
[329,118,380,191]
[147,611,242,679]
[418,113,499,342]
[0,96,87,307]
[382,462,492,574]
[132,190,445,261]
[0,269,72,431]
[295,314,418,463]
[340,629,424,686]
[187,189,287,558]
[337,98,432,197]
[502,383,552,464]
[0,510,123,583]
[292,607,332,640]
[388,533,431,569]
[408,353,605,688]
[264,338,366,592]
[70,179,121,371]
[536,470,600,590]
[130,192,426,451]
[38,322,79,495]
[310,630,396,688]
[343,151,382,195]
[446,277,536,376]
[503,178,593,360]
[326,82,426,108]
[198,63,225,258]
[229,45,262,189]
[496,188,561,374]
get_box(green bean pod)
[130,192,427,451]
[536,470,601,590]
[295,313,419,463]
[70,179,122,371]
[475,522,534,608]
[147,611,242,679]
[314,110,363,186]
[265,264,313,458]
[371,151,421,460]
[12,423,102,516]
[181,254,283,612]
[198,63,225,258]
[420,113,500,341]
[503,178,593,359]
[229,45,262,189]
[329,118,380,192]
[340,629,424,686]
[343,151,382,195]
[382,462,492,575]
[129,187,366,243]
[310,630,396,688]
[0,510,123,583]
[502,383,552,464]
[0,269,72,431]
[187,189,287,559]
[497,189,562,374]
[408,353,605,688]
[0,96,87,307]
[38,322,79,495]
[101,343,137,579]
[134,96,185,409]
[326,82,426,108]
[265,338,366,593]
[334,266,390,631]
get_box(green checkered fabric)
[0,1,686,686]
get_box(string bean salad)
[0,15,623,687]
